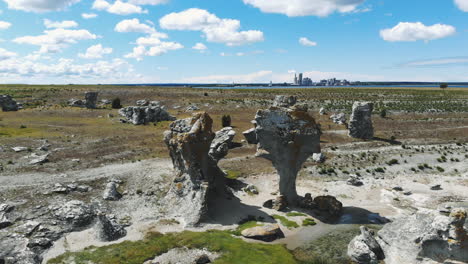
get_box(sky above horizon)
[0,0,467,84]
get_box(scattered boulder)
[243,184,259,195]
[208,127,236,162]
[392,186,403,192]
[312,153,326,163]
[143,248,218,264]
[195,254,212,264]
[0,95,19,112]
[102,182,122,201]
[347,175,363,186]
[241,223,285,242]
[164,112,228,226]
[242,128,258,144]
[255,97,321,204]
[12,147,27,152]
[330,113,346,125]
[0,204,14,229]
[84,92,98,109]
[119,105,175,125]
[29,154,49,165]
[430,184,442,191]
[348,102,374,139]
[348,226,385,264]
[185,105,200,112]
[95,214,126,242]
[313,195,343,217]
[263,195,288,211]
[53,200,95,228]
[319,107,326,115]
[376,208,468,264]
[272,95,297,108]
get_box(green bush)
[112,98,122,109]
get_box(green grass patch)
[225,169,242,179]
[302,218,317,227]
[286,212,307,217]
[272,214,299,229]
[231,221,264,236]
[47,230,297,264]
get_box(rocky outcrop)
[272,95,297,108]
[95,214,126,242]
[348,226,384,264]
[164,112,228,226]
[312,153,326,163]
[119,105,175,125]
[348,102,374,139]
[53,200,95,229]
[263,196,288,211]
[242,128,258,144]
[255,98,321,204]
[349,208,468,264]
[313,195,343,217]
[102,182,122,201]
[68,92,99,109]
[330,113,346,125]
[208,127,236,162]
[0,95,19,112]
[241,223,285,242]
[0,204,14,229]
[319,107,326,115]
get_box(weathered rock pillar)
[255,96,321,204]
[348,102,374,139]
[85,92,98,109]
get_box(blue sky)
[0,0,467,84]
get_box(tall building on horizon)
[298,73,303,86]
[294,74,298,85]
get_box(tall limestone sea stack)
[254,96,321,204]
[164,112,232,226]
[348,102,374,139]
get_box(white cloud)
[92,0,147,15]
[13,28,98,53]
[455,0,468,11]
[127,0,168,4]
[179,70,273,83]
[78,44,113,59]
[82,13,98,19]
[380,22,456,42]
[0,21,11,30]
[125,34,183,60]
[44,19,78,29]
[401,57,468,67]
[160,8,264,46]
[243,0,366,17]
[299,37,317,46]
[3,0,81,12]
[115,18,167,37]
[0,48,17,60]
[192,43,207,51]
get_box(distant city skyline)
[0,0,467,84]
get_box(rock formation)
[119,104,175,125]
[95,214,127,242]
[272,95,297,108]
[164,112,228,226]
[242,128,258,144]
[330,113,346,125]
[102,181,122,201]
[208,127,236,162]
[0,95,19,112]
[348,102,374,139]
[68,92,99,109]
[254,97,321,204]
[241,223,285,242]
[348,226,384,264]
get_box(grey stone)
[431,184,442,191]
[0,95,19,112]
[272,95,297,108]
[29,154,49,165]
[347,175,364,186]
[12,147,27,152]
[348,102,374,139]
[0,204,14,229]
[95,214,126,242]
[53,200,95,228]
[84,92,98,109]
[119,105,175,125]
[313,195,343,217]
[241,223,285,242]
[209,127,236,162]
[242,128,258,144]
[330,113,346,125]
[254,99,321,204]
[164,112,228,226]
[185,105,200,112]
[319,107,326,115]
[312,153,326,163]
[102,182,122,201]
[348,226,384,264]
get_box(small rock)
[314,195,343,217]
[242,128,258,144]
[330,113,346,125]
[103,182,122,201]
[241,223,285,242]
[195,254,211,264]
[312,153,326,163]
[95,214,127,242]
[392,186,403,192]
[30,154,49,165]
[244,185,259,195]
[430,184,442,191]
[347,175,363,186]
[12,147,27,152]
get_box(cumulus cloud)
[380,22,456,42]
[14,28,98,53]
[115,18,167,37]
[192,43,207,52]
[179,70,273,83]
[0,21,11,30]
[160,8,264,46]
[82,13,98,19]
[78,44,113,59]
[0,48,17,60]
[3,0,81,12]
[44,19,78,29]
[127,0,168,4]
[125,34,183,60]
[92,0,147,15]
[455,0,468,11]
[242,0,366,17]
[299,37,317,46]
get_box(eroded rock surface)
[272,95,297,108]
[348,226,384,264]
[241,223,285,242]
[84,92,98,109]
[0,95,19,112]
[95,214,127,242]
[330,113,346,125]
[164,112,227,226]
[254,97,321,203]
[119,105,175,125]
[209,127,236,162]
[348,102,374,139]
[242,128,258,144]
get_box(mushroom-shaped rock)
[0,95,19,112]
[348,102,374,139]
[348,226,384,264]
[254,103,321,204]
[164,112,227,226]
[209,127,236,162]
[241,223,285,242]
[84,92,99,109]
